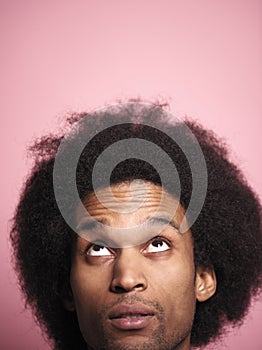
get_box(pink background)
[0,1,261,349]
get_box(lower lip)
[110,315,154,330]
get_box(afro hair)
[10,101,262,350]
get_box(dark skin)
[64,181,217,350]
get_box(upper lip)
[109,304,155,319]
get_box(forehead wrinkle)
[77,182,185,234]
[84,181,165,204]
[82,190,179,211]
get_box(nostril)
[113,285,126,293]
[135,283,145,290]
[111,283,146,293]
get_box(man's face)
[68,181,215,350]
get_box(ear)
[61,286,75,312]
[195,266,217,302]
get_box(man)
[11,101,262,350]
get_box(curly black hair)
[10,101,262,350]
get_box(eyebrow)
[76,219,105,232]
[77,216,180,233]
[146,216,180,231]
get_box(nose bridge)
[110,248,147,293]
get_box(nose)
[110,249,148,293]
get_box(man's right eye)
[86,244,113,257]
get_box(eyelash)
[85,236,172,257]
[145,236,171,253]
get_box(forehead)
[76,180,184,225]
[75,181,188,248]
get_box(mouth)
[108,304,155,330]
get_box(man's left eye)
[86,244,113,257]
[144,237,171,253]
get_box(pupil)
[94,245,102,251]
[153,240,162,247]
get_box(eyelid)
[85,242,115,257]
[143,235,172,254]
[149,235,171,245]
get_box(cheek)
[150,240,195,288]
[153,262,195,296]
[148,253,196,312]
[154,262,196,333]
[69,261,114,346]
[70,261,111,322]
